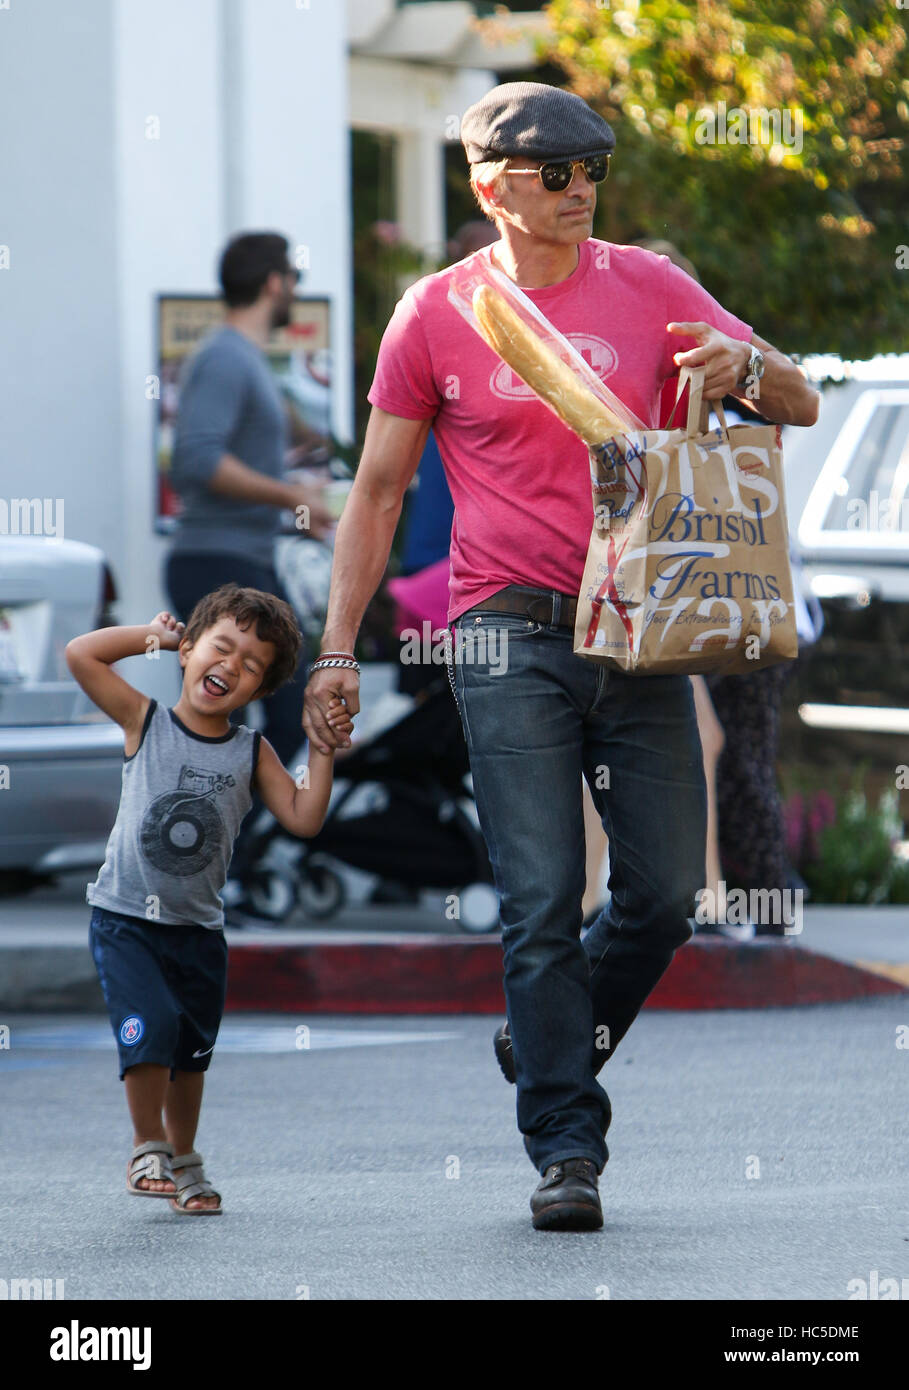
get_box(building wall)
[0,0,351,702]
[0,0,124,572]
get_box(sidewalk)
[0,874,905,1013]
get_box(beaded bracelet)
[318,651,356,661]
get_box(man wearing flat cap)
[304,82,818,1231]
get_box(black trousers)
[164,550,310,878]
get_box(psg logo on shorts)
[119,1015,145,1047]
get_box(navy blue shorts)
[89,906,228,1080]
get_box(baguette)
[472,284,626,446]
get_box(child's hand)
[325,695,354,746]
[148,611,185,651]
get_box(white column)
[0,0,124,574]
[232,0,353,443]
[110,0,224,699]
[395,129,447,264]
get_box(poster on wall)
[154,295,332,532]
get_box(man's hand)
[148,612,185,651]
[303,667,360,755]
[668,324,820,427]
[667,322,751,400]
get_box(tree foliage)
[525,0,909,357]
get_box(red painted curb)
[647,939,906,1009]
[225,937,906,1014]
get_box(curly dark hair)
[182,585,302,697]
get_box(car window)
[799,389,909,552]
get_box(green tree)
[513,0,909,357]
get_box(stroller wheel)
[298,860,346,920]
[244,868,298,923]
[457,882,500,934]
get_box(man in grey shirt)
[166,231,333,887]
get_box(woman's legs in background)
[691,674,726,920]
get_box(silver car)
[0,538,123,889]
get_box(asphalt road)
[1,1002,907,1300]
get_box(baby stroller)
[240,673,500,933]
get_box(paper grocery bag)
[574,367,798,675]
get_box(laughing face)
[175,615,276,729]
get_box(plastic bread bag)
[447,248,646,462]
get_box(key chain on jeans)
[444,627,459,708]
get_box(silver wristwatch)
[738,344,765,388]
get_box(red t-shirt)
[368,239,751,624]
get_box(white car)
[784,366,909,745]
[0,539,123,889]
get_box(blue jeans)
[452,610,706,1174]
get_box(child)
[66,584,353,1214]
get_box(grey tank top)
[88,700,260,929]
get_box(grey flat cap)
[461,81,615,163]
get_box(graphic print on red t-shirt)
[487,332,619,402]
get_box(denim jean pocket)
[456,614,539,675]
[452,615,545,716]
[455,611,546,642]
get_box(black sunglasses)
[506,153,611,193]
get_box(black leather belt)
[468,585,578,631]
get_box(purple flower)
[372,221,402,247]
[806,790,837,860]
[784,793,804,862]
